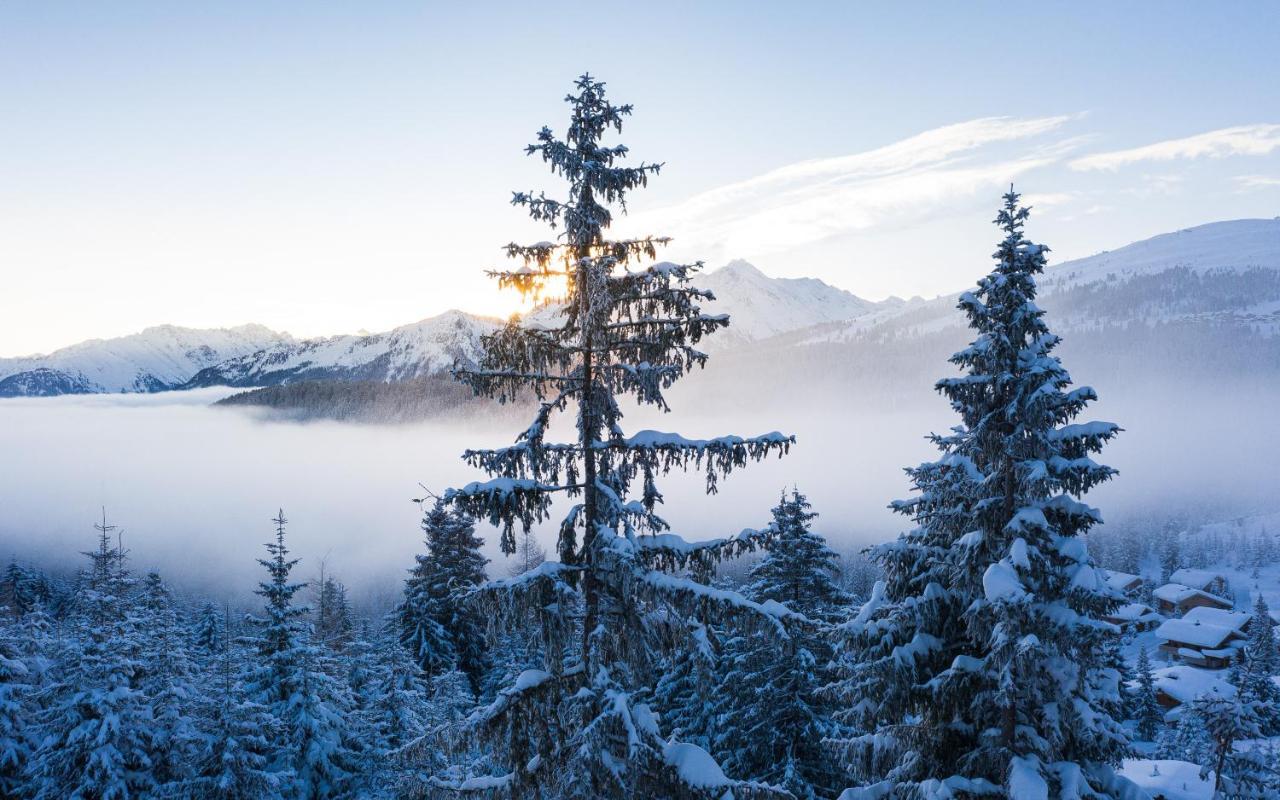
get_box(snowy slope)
[0,324,290,397]
[696,260,888,347]
[183,310,497,389]
[1040,218,1280,291]
[797,217,1280,347]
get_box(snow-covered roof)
[1180,606,1249,632]
[1102,570,1142,592]
[1151,582,1230,607]
[1153,664,1236,705]
[1106,602,1159,622]
[1155,617,1241,649]
[1169,568,1226,591]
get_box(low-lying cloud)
[3,369,1277,608]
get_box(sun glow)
[480,270,572,320]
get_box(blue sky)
[2,1,1279,355]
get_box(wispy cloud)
[1235,174,1280,191]
[630,116,1075,259]
[1070,124,1280,171]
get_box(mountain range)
[3,218,1278,407]
[0,260,880,397]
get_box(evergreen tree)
[1156,701,1213,766]
[314,572,354,653]
[139,571,202,790]
[1133,647,1163,742]
[829,191,1132,798]
[0,615,28,797]
[193,601,226,655]
[654,563,721,754]
[440,74,795,798]
[1231,594,1280,735]
[711,490,851,798]
[28,512,159,799]
[369,622,431,755]
[1195,695,1269,798]
[1160,525,1182,584]
[397,498,489,693]
[243,510,356,799]
[244,510,309,710]
[1,561,45,619]
[285,644,358,800]
[190,615,283,800]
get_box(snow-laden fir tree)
[369,620,431,752]
[397,497,489,693]
[139,570,203,790]
[190,613,283,800]
[652,561,720,753]
[1194,695,1271,798]
[829,191,1134,799]
[243,510,357,799]
[0,614,28,797]
[28,512,160,800]
[1133,647,1163,742]
[315,572,354,652]
[441,74,796,798]
[712,490,851,798]
[244,510,309,711]
[1232,594,1280,735]
[1,560,47,619]
[193,600,226,654]
[1156,701,1212,765]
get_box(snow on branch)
[639,569,807,636]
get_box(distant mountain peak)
[698,259,879,347]
[715,259,769,279]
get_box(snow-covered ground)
[1119,759,1214,800]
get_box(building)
[1153,664,1236,712]
[1169,568,1229,597]
[1102,569,1144,596]
[1154,610,1248,669]
[1152,582,1233,616]
[1104,601,1162,633]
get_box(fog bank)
[1,378,1277,603]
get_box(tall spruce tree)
[711,490,852,798]
[315,572,354,653]
[28,512,159,800]
[190,613,283,800]
[1133,647,1163,742]
[243,510,356,799]
[441,74,795,798]
[1232,594,1280,735]
[397,498,489,693]
[139,570,202,790]
[0,614,28,797]
[193,601,226,654]
[830,191,1133,798]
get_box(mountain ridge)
[4,217,1277,399]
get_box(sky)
[2,1,1279,357]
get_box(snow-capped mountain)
[0,324,290,397]
[696,259,887,347]
[799,217,1280,347]
[182,310,497,389]
[9,220,1277,402]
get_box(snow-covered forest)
[5,74,1280,800]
